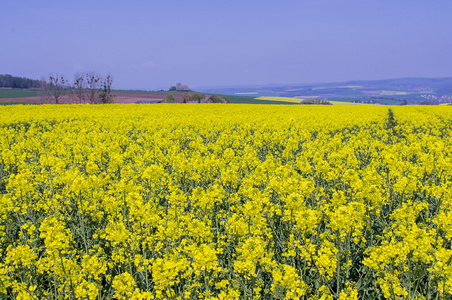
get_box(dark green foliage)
[0,90,38,99]
[165,93,175,103]
[386,109,397,130]
[190,92,205,103]
[0,74,42,89]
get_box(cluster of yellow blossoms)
[1,104,451,299]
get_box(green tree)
[190,92,204,103]
[208,95,230,103]
[0,74,41,88]
[165,93,175,103]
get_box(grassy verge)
[0,101,41,105]
[0,89,38,99]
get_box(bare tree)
[39,76,49,103]
[73,73,86,104]
[98,74,115,104]
[40,72,115,104]
[182,92,190,103]
[85,72,101,104]
[40,74,67,104]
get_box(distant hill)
[196,77,452,104]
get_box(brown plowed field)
[0,92,187,104]
[0,96,44,104]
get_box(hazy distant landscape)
[197,77,452,105]
[2,75,452,105]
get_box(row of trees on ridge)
[0,74,41,89]
[165,92,230,104]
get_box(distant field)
[113,90,191,94]
[0,90,392,105]
[255,96,301,103]
[216,95,296,105]
[0,89,38,99]
[329,101,369,106]
[112,91,289,104]
[380,90,408,96]
[112,90,160,93]
[257,97,373,106]
[330,97,402,105]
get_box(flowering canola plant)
[1,104,452,299]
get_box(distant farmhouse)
[169,83,191,92]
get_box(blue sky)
[2,0,452,90]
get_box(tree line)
[40,72,114,104]
[0,74,42,89]
[165,92,230,104]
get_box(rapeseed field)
[1,104,452,299]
